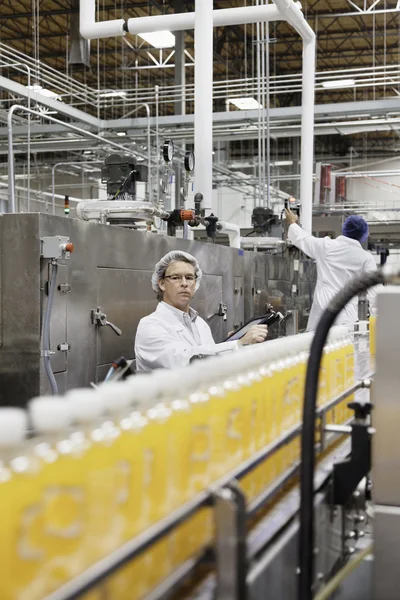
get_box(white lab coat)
[288,223,377,331]
[135,302,238,371]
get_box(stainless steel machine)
[0,212,316,406]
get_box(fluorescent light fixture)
[322,79,355,89]
[27,84,60,99]
[116,131,127,137]
[138,31,175,48]
[228,97,262,110]
[271,160,293,167]
[99,90,127,98]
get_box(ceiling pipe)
[126,4,283,34]
[79,0,125,39]
[78,0,284,40]
[272,0,316,234]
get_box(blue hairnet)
[342,215,369,243]
[151,250,202,295]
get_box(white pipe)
[272,0,316,233]
[218,221,241,248]
[240,236,286,249]
[126,5,283,35]
[80,0,125,39]
[75,199,169,222]
[194,0,213,213]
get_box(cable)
[313,544,373,600]
[298,268,385,600]
[111,169,135,200]
[42,261,59,395]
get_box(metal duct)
[69,0,90,67]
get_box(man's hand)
[285,207,298,226]
[238,324,268,346]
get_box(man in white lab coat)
[285,209,377,331]
[135,250,268,371]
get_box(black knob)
[347,401,373,420]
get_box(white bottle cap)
[124,372,165,404]
[66,389,105,424]
[96,381,133,414]
[29,397,72,433]
[0,408,27,447]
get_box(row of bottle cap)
[0,326,352,447]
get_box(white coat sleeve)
[363,253,379,314]
[288,223,326,260]
[135,321,239,371]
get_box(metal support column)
[194,0,213,214]
[174,6,186,211]
[214,482,248,600]
[372,287,400,599]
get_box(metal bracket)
[57,342,71,352]
[207,302,228,322]
[58,283,71,294]
[213,481,247,600]
[91,307,122,336]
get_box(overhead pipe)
[80,0,125,39]
[126,5,283,36]
[272,0,316,233]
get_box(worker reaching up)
[285,209,377,331]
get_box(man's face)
[159,260,197,312]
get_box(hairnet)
[342,215,369,243]
[151,250,202,295]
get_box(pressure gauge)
[163,139,174,163]
[184,150,195,172]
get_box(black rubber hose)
[298,268,385,600]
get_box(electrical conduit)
[42,262,59,396]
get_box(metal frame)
[372,287,400,599]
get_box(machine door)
[192,274,224,343]
[96,268,157,370]
[49,263,68,374]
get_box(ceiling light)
[228,97,262,110]
[27,84,60,99]
[99,90,127,98]
[138,31,175,48]
[322,79,355,89]
[271,160,293,167]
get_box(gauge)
[163,139,174,163]
[184,150,195,172]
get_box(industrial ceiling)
[0,0,399,200]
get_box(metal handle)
[105,320,122,336]
[91,307,122,336]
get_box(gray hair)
[151,251,202,301]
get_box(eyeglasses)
[164,274,197,283]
